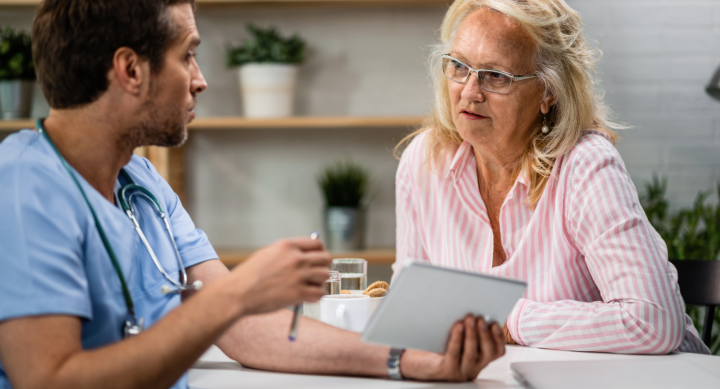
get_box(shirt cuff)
[506,298,531,346]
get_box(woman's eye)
[452,60,468,70]
[488,71,508,80]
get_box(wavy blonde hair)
[397,0,622,207]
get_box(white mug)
[320,294,370,332]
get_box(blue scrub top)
[0,130,218,389]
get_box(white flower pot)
[238,63,298,118]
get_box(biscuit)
[364,281,389,294]
[365,288,387,298]
[340,290,351,294]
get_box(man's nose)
[192,65,208,94]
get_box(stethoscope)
[37,119,202,338]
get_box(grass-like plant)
[640,175,720,354]
[318,161,370,208]
[225,23,305,68]
[0,26,35,80]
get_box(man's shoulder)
[0,130,88,215]
[0,130,70,184]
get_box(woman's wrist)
[502,323,517,345]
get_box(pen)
[289,231,320,341]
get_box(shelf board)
[0,116,424,132]
[189,116,424,130]
[217,247,396,267]
[0,0,451,7]
[0,119,33,132]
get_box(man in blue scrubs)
[0,1,505,387]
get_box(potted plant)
[641,175,720,354]
[0,26,35,119]
[225,23,305,118]
[318,161,371,251]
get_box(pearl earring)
[541,115,550,134]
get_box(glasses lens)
[443,57,470,83]
[479,70,512,93]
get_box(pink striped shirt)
[394,130,709,354]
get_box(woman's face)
[448,8,547,156]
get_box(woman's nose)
[460,72,485,102]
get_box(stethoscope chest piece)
[123,317,144,338]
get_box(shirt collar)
[447,140,530,195]
[447,140,474,181]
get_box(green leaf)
[317,161,371,208]
[0,26,35,81]
[225,23,306,68]
[641,175,720,353]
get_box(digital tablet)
[361,262,527,354]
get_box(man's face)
[138,3,206,147]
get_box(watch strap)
[387,347,405,380]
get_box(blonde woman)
[394,0,709,354]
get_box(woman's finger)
[460,315,479,378]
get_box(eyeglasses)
[442,54,537,94]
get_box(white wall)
[188,5,446,249]
[568,0,720,206]
[4,1,720,250]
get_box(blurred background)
[1,0,719,278]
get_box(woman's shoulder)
[559,129,627,182]
[564,130,622,166]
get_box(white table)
[189,345,720,389]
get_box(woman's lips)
[460,111,488,120]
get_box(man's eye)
[187,51,197,61]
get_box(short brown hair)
[33,0,195,109]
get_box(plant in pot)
[318,161,371,251]
[0,26,35,119]
[225,23,305,118]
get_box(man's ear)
[109,47,147,96]
[540,91,557,115]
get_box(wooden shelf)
[217,247,396,267]
[0,0,450,6]
[0,116,424,132]
[189,116,423,130]
[0,119,33,132]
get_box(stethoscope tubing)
[36,118,201,338]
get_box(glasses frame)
[442,54,537,94]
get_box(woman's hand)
[502,323,517,345]
[399,315,505,382]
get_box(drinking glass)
[331,258,367,292]
[324,270,342,295]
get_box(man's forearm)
[187,259,390,377]
[0,277,244,389]
[217,310,390,377]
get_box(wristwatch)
[387,347,406,380]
